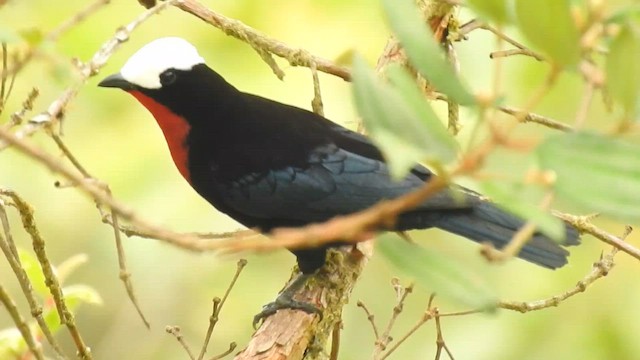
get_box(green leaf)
[56,253,89,285]
[382,0,476,106]
[61,284,103,308]
[377,233,497,309]
[18,28,44,46]
[43,284,102,331]
[606,24,640,116]
[0,328,26,359]
[537,132,640,223]
[514,0,581,67]
[18,249,48,298]
[481,180,565,241]
[467,0,512,24]
[606,5,640,25]
[352,56,458,178]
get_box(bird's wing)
[216,144,468,224]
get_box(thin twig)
[173,0,351,81]
[51,132,150,327]
[0,194,67,358]
[166,326,196,360]
[197,259,247,360]
[208,342,236,360]
[3,0,111,78]
[378,293,436,360]
[330,321,342,360]
[498,106,573,132]
[2,190,92,359]
[490,48,544,60]
[0,0,176,151]
[357,301,380,339]
[373,280,414,358]
[459,20,545,61]
[310,61,324,116]
[433,308,454,360]
[0,282,46,360]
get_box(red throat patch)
[129,91,192,183]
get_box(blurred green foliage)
[1,0,640,359]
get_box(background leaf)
[466,0,512,24]
[377,233,497,310]
[514,0,581,67]
[382,0,476,105]
[606,23,640,116]
[481,180,565,241]
[537,132,640,223]
[352,56,458,178]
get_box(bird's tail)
[399,201,580,269]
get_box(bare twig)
[1,190,92,359]
[498,106,573,132]
[458,20,545,61]
[166,326,196,360]
[0,0,176,151]
[173,0,351,81]
[50,133,150,328]
[0,194,66,358]
[329,321,342,360]
[310,62,324,116]
[208,343,237,360]
[197,259,247,360]
[433,309,454,360]
[3,0,111,78]
[490,48,544,60]
[373,280,414,359]
[357,300,380,339]
[0,283,46,360]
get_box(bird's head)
[98,37,205,91]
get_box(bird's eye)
[159,70,177,86]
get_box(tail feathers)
[400,201,580,269]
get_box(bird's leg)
[253,273,322,328]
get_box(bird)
[98,37,580,325]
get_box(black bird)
[98,37,580,323]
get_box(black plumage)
[134,64,579,273]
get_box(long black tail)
[399,201,580,269]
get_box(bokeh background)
[1,0,639,359]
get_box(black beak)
[98,73,134,90]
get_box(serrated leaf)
[606,24,640,116]
[377,233,497,309]
[467,0,512,24]
[515,0,581,67]
[352,56,458,178]
[382,0,476,106]
[481,180,565,241]
[537,132,640,223]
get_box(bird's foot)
[252,273,322,329]
[252,295,322,329]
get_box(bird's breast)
[129,91,192,183]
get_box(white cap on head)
[120,37,205,89]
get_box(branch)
[234,247,371,360]
[173,0,351,81]
[0,0,175,151]
[0,283,46,360]
[1,190,92,359]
